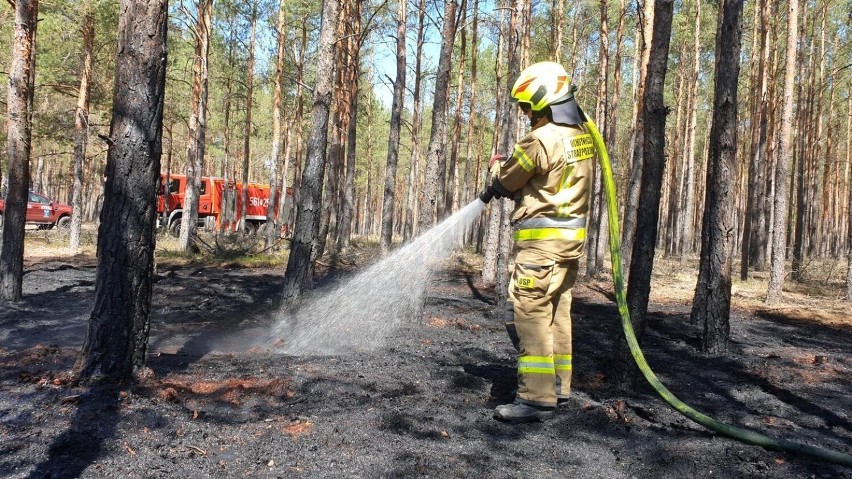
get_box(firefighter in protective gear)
[485,61,593,423]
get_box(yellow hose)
[585,117,852,467]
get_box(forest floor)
[0,231,850,478]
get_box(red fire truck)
[157,174,287,236]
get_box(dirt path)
[0,253,850,478]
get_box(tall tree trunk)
[552,0,564,62]
[691,0,743,355]
[282,0,339,300]
[462,0,480,209]
[493,0,525,305]
[380,0,407,253]
[69,4,94,252]
[1,0,39,302]
[77,0,167,382]
[481,3,508,286]
[846,92,852,301]
[266,0,286,249]
[613,0,673,389]
[448,0,468,215]
[680,0,701,260]
[404,0,427,242]
[621,0,655,277]
[239,2,257,234]
[179,0,212,251]
[767,0,799,304]
[337,0,362,251]
[586,0,609,278]
[418,0,457,229]
[741,0,770,278]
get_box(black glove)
[479,186,497,204]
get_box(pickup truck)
[0,191,73,230]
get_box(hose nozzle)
[478,186,495,204]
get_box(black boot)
[493,400,554,423]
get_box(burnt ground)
[0,247,850,479]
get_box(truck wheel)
[57,216,71,230]
[242,222,257,236]
[169,219,181,237]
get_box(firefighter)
[480,61,593,423]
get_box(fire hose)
[480,118,852,467]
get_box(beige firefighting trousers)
[507,248,578,407]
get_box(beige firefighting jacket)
[494,121,593,262]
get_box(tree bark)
[418,0,457,230]
[447,0,468,215]
[179,0,212,251]
[239,2,257,234]
[680,0,701,259]
[266,0,286,249]
[69,4,94,253]
[613,0,673,389]
[403,0,427,242]
[586,0,609,278]
[846,92,852,301]
[1,0,39,303]
[740,0,770,278]
[691,0,743,355]
[281,0,339,301]
[767,0,799,304]
[77,0,167,382]
[621,0,655,278]
[380,0,407,254]
[462,0,480,209]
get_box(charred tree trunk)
[77,0,167,382]
[462,0,480,209]
[418,0,457,229]
[179,0,212,251]
[282,0,339,300]
[1,0,39,302]
[767,0,799,304]
[613,0,673,389]
[691,0,743,355]
[69,5,94,252]
[380,0,407,254]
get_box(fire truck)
[157,174,288,236]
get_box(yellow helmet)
[510,61,572,111]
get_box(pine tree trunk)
[448,0,468,215]
[691,0,744,355]
[586,0,609,278]
[613,0,673,389]
[77,0,167,382]
[418,0,457,230]
[282,0,339,301]
[1,0,39,303]
[266,0,286,249]
[621,0,655,277]
[337,0,362,251]
[380,0,407,254]
[462,0,480,209]
[179,0,212,251]
[69,5,94,252]
[404,0,427,242]
[239,2,257,234]
[767,0,799,304]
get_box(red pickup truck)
[0,191,73,230]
